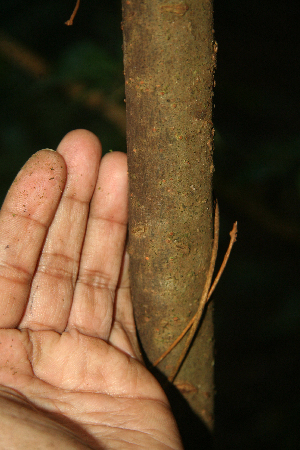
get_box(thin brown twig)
[168,202,220,382]
[208,221,238,296]
[153,314,192,367]
[153,218,238,368]
[65,0,81,26]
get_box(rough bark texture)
[122,0,216,432]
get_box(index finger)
[0,150,66,328]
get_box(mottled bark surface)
[122,0,216,432]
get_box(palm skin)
[0,130,183,450]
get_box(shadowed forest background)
[1,0,300,448]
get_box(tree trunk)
[122,0,216,437]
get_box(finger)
[20,130,101,332]
[0,150,66,328]
[67,151,128,340]
[109,252,143,361]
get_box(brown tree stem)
[154,218,238,368]
[122,0,216,428]
[168,202,220,382]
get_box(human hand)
[0,130,183,449]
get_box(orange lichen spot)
[161,4,189,16]
[203,391,211,398]
[207,139,213,151]
[174,381,198,394]
[145,256,149,260]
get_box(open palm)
[0,130,182,450]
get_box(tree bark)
[122,0,216,433]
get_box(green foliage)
[56,41,121,91]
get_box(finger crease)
[3,208,48,229]
[0,262,32,283]
[77,277,116,292]
[90,214,128,228]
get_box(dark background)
[1,1,299,448]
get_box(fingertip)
[55,130,102,201]
[56,129,102,157]
[102,150,127,164]
[7,149,68,218]
[100,151,128,185]
[39,149,67,177]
